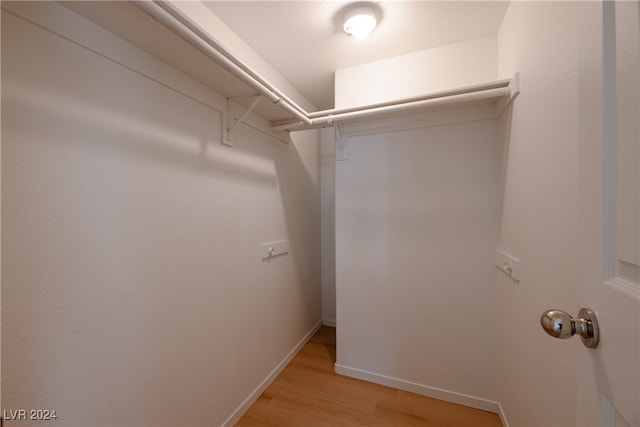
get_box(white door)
[576,1,639,426]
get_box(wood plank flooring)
[236,326,502,426]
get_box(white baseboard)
[223,320,323,426]
[322,319,336,327]
[498,402,510,427]
[334,363,499,414]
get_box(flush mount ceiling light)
[343,4,378,40]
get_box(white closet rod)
[133,0,312,125]
[273,86,511,131]
[306,78,512,119]
[134,1,518,133]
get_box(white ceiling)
[204,1,510,110]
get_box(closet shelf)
[64,1,519,135]
[272,76,520,132]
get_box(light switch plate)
[496,250,520,281]
[261,240,289,260]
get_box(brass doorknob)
[540,308,599,348]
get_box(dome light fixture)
[343,4,378,40]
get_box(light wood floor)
[236,326,502,426]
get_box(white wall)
[497,2,581,425]
[335,36,497,109]
[322,36,499,325]
[332,37,501,410]
[334,119,500,410]
[1,4,320,426]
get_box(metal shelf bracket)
[223,94,263,146]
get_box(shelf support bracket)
[335,122,349,161]
[223,94,263,146]
[496,72,520,116]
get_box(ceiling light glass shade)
[343,6,377,40]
